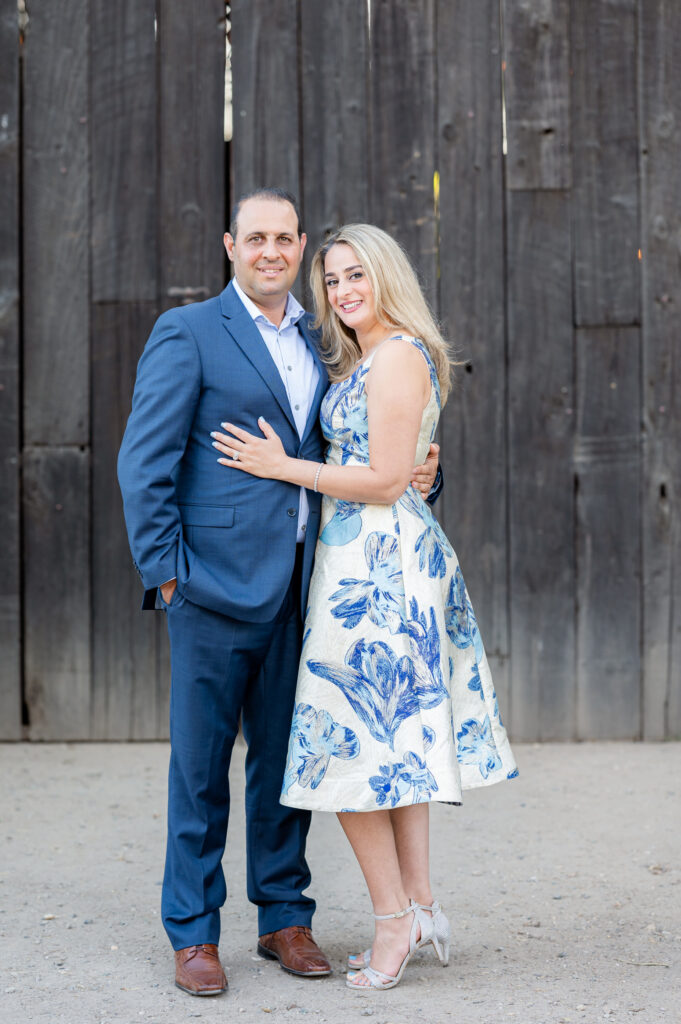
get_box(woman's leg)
[337,809,422,984]
[390,803,450,967]
[389,803,434,908]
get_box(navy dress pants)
[161,549,314,950]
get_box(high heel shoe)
[346,900,433,991]
[415,899,450,966]
[347,898,450,970]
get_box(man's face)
[224,198,306,310]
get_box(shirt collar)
[232,278,306,329]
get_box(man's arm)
[117,309,202,593]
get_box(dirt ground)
[1,741,679,1024]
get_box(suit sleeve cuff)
[140,549,179,590]
[426,464,443,506]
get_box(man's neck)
[234,279,288,328]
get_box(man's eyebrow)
[324,264,362,277]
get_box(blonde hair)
[310,224,452,404]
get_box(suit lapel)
[299,315,329,446]
[220,283,297,433]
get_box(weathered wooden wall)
[1,0,225,739]
[1,0,679,740]
[0,0,22,738]
[231,0,681,741]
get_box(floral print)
[307,635,447,752]
[319,362,370,464]
[456,716,502,780]
[320,499,365,546]
[406,597,448,701]
[422,725,436,752]
[330,532,406,633]
[468,663,483,698]
[445,568,485,663]
[280,337,517,812]
[369,761,408,807]
[400,490,453,578]
[282,703,360,795]
[369,751,439,807]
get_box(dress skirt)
[279,339,517,813]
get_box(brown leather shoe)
[174,943,228,996]
[258,925,331,977]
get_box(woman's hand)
[211,417,290,479]
[411,442,439,499]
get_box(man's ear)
[299,232,307,259]
[224,232,235,262]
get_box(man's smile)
[257,265,285,276]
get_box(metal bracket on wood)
[166,286,211,305]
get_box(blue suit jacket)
[118,281,329,622]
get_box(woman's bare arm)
[211,339,431,504]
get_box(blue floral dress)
[280,337,517,812]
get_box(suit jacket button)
[287,507,296,517]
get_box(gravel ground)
[1,741,679,1024]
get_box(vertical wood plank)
[0,0,22,738]
[299,0,370,296]
[91,0,157,302]
[572,0,640,326]
[369,0,438,309]
[502,0,571,190]
[89,1,162,738]
[231,0,300,200]
[91,302,171,740]
[436,0,509,716]
[158,0,226,311]
[639,0,681,739]
[575,327,641,738]
[154,0,226,732]
[22,0,89,443]
[24,449,91,740]
[507,191,575,740]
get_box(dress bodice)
[320,336,441,469]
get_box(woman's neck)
[356,322,399,361]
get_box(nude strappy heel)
[348,897,450,970]
[415,899,450,966]
[346,900,433,991]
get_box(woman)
[211,224,517,990]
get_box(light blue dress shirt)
[232,279,320,542]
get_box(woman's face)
[323,243,378,335]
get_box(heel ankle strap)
[374,903,415,921]
[415,900,441,912]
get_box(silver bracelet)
[313,463,323,492]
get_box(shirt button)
[294,404,300,410]
[287,365,293,371]
[301,524,306,531]
[287,507,296,517]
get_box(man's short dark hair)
[229,187,303,238]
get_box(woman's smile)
[324,243,379,336]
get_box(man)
[118,188,440,996]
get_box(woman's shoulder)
[371,334,433,373]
